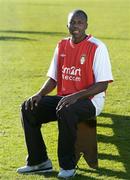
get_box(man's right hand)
[25,93,42,110]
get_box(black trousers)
[21,95,96,169]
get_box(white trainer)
[58,168,76,178]
[17,159,53,174]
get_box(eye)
[70,21,75,25]
[78,21,83,25]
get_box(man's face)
[67,13,88,39]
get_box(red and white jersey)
[47,35,113,115]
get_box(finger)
[57,102,65,111]
[30,98,34,110]
[25,99,29,110]
[57,101,68,111]
[65,103,69,107]
[56,96,70,110]
[67,99,77,107]
[65,101,71,107]
[35,101,38,107]
[35,96,41,107]
[65,101,73,107]
[56,99,63,110]
[56,99,64,110]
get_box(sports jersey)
[47,35,113,115]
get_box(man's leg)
[57,98,96,170]
[20,95,61,166]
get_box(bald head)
[68,9,88,24]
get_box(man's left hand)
[56,94,79,111]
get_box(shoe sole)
[17,167,53,174]
[58,171,76,178]
[36,168,53,173]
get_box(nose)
[72,23,80,30]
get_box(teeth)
[73,30,79,34]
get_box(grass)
[0,0,130,179]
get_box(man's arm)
[56,81,108,111]
[25,78,57,110]
[38,78,57,96]
[74,81,108,99]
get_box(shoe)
[17,159,53,174]
[58,168,76,178]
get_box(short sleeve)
[47,45,58,81]
[93,44,113,83]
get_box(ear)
[85,23,88,30]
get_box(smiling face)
[67,11,88,43]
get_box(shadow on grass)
[22,170,96,180]
[0,30,67,36]
[0,36,36,41]
[78,166,127,179]
[97,36,130,41]
[0,30,67,42]
[97,112,130,179]
[18,2,63,7]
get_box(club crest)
[80,54,86,64]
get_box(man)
[17,9,113,178]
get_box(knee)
[20,100,32,122]
[20,101,38,127]
[20,100,28,116]
[21,101,26,111]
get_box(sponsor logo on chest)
[62,65,81,82]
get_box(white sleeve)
[47,46,58,81]
[93,43,113,83]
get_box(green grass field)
[0,0,130,179]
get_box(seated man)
[17,9,113,178]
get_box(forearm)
[74,81,108,99]
[37,78,57,96]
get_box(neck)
[72,34,87,44]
